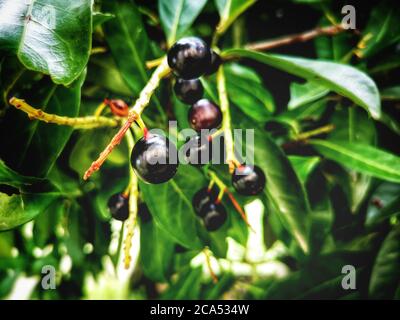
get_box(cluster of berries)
[130,37,223,184]
[191,164,266,231]
[110,37,266,230]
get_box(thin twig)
[216,66,241,173]
[203,248,218,284]
[83,57,171,180]
[10,97,118,128]
[123,130,139,269]
[245,25,344,51]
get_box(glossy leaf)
[289,155,320,184]
[311,139,400,183]
[0,0,92,85]
[0,191,59,231]
[0,159,40,188]
[288,81,329,110]
[357,2,400,58]
[224,63,274,121]
[92,12,114,28]
[224,49,381,119]
[140,219,175,282]
[102,0,149,95]
[231,106,310,253]
[139,165,205,250]
[159,0,208,45]
[327,107,376,212]
[0,72,85,178]
[215,0,256,35]
[369,226,400,299]
[365,183,400,228]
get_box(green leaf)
[140,219,175,282]
[366,183,400,228]
[102,0,149,95]
[0,0,92,85]
[311,140,400,183]
[214,0,256,35]
[327,107,376,212]
[327,107,376,145]
[263,252,370,299]
[224,63,274,121]
[224,49,381,119]
[0,72,85,178]
[369,226,400,299]
[381,86,400,101]
[86,55,132,97]
[0,159,41,188]
[288,81,329,110]
[0,191,59,231]
[92,12,114,28]
[161,266,203,299]
[289,155,320,184]
[231,106,310,253]
[276,99,327,133]
[139,165,205,250]
[357,2,400,58]
[159,0,208,46]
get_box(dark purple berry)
[200,202,227,231]
[192,186,219,216]
[232,165,266,196]
[174,78,204,104]
[167,37,211,79]
[204,50,222,75]
[131,133,178,184]
[108,193,129,221]
[188,99,222,131]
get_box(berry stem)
[123,130,139,269]
[216,66,241,173]
[94,100,108,117]
[203,248,218,284]
[207,170,253,231]
[83,58,171,180]
[145,56,164,69]
[10,97,118,128]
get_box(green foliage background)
[0,0,399,300]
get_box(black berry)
[108,193,129,221]
[174,78,204,104]
[167,37,211,79]
[138,202,152,223]
[188,99,222,131]
[131,133,178,184]
[204,50,222,75]
[232,165,266,196]
[192,186,219,216]
[201,202,227,231]
[184,134,211,167]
